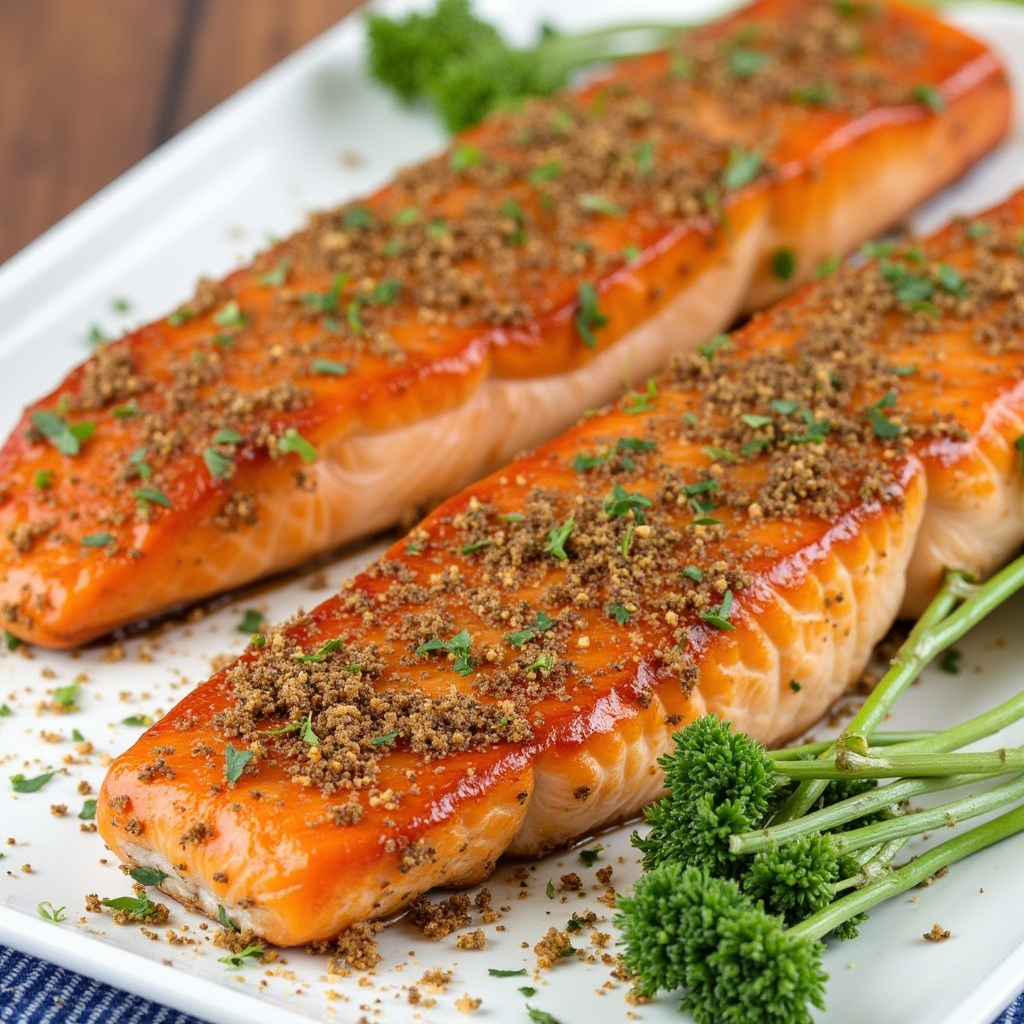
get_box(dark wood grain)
[0,0,359,266]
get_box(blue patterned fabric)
[0,942,1021,1022]
[0,945,207,1024]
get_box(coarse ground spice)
[189,217,1024,832]
[5,0,957,569]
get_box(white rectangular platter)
[2,3,1024,1023]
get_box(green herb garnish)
[771,248,796,281]
[30,411,95,457]
[722,148,763,191]
[10,771,56,793]
[203,446,234,479]
[129,866,168,886]
[699,589,736,631]
[224,743,253,786]
[416,629,474,676]
[219,944,264,968]
[574,283,610,350]
[543,518,574,561]
[237,609,264,634]
[38,901,66,923]
[277,428,317,464]
[310,358,350,377]
[81,532,114,548]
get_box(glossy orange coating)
[0,0,1010,648]
[99,189,1024,946]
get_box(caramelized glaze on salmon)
[98,189,1024,947]
[0,0,1010,647]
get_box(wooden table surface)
[0,0,363,266]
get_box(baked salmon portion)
[98,189,1024,947]
[0,1,1010,648]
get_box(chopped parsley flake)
[304,274,348,315]
[939,648,962,674]
[449,143,482,171]
[607,603,630,625]
[218,944,264,968]
[910,83,946,112]
[543,518,574,561]
[371,728,400,746]
[224,743,253,786]
[296,638,346,662]
[203,446,234,479]
[579,846,602,866]
[101,895,160,920]
[32,469,54,489]
[129,866,168,886]
[30,410,95,457]
[416,629,474,677]
[699,333,730,360]
[770,247,796,281]
[258,259,291,288]
[700,589,737,631]
[791,83,834,105]
[525,653,554,674]
[622,378,658,415]
[10,771,56,793]
[218,904,240,931]
[342,205,375,229]
[168,308,193,327]
[814,253,841,280]
[603,484,652,523]
[574,283,610,349]
[134,487,172,509]
[213,300,247,328]
[526,1006,560,1024]
[278,428,317,463]
[722,147,763,191]
[528,161,562,184]
[121,715,153,727]
[632,138,655,176]
[81,532,114,548]
[310,358,350,376]
[237,609,265,634]
[729,47,771,78]
[504,611,555,648]
[38,901,66,923]
[52,683,78,709]
[488,968,527,977]
[867,392,901,440]
[113,401,140,419]
[578,193,624,218]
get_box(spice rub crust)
[98,192,1024,946]
[0,0,1009,647]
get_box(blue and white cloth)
[2,942,1023,1023]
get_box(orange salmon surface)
[98,188,1024,947]
[0,0,1010,647]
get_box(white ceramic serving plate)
[2,2,1024,1022]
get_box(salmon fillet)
[0,0,1009,648]
[98,188,1024,947]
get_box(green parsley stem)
[770,553,1024,823]
[788,802,1024,944]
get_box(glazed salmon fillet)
[98,189,1024,947]
[0,0,1010,647]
